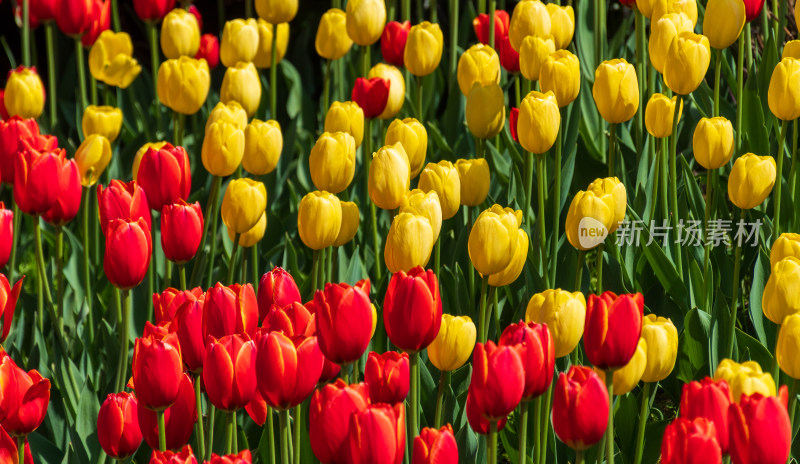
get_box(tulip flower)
[646,94,683,138]
[256,330,324,410]
[519,35,555,82]
[201,120,245,178]
[41,158,81,227]
[195,33,220,69]
[220,62,262,118]
[334,202,360,247]
[396,194,440,245]
[28,0,57,23]
[593,59,639,124]
[728,390,791,464]
[465,390,508,434]
[81,0,111,47]
[153,287,202,325]
[640,315,678,382]
[132,141,168,179]
[54,0,93,35]
[384,212,435,274]
[714,359,776,402]
[745,0,766,21]
[133,0,175,22]
[82,105,123,143]
[0,205,11,269]
[132,332,183,411]
[412,425,458,464]
[551,365,609,450]
[0,355,50,436]
[310,132,356,194]
[664,32,711,96]
[680,377,733,452]
[468,341,524,420]
[427,314,476,372]
[498,35,520,73]
[564,189,615,251]
[149,445,197,464]
[103,218,151,290]
[347,403,406,464]
[368,64,405,120]
[0,426,32,463]
[768,57,800,121]
[364,351,410,404]
[260,300,314,337]
[0,274,21,344]
[594,337,647,395]
[584,292,644,370]
[457,44,501,97]
[418,161,461,220]
[770,233,800,268]
[381,21,411,66]
[651,0,698,24]
[325,101,365,147]
[661,417,722,464]
[173,300,204,373]
[257,268,301,321]
[74,134,112,187]
[298,190,342,250]
[220,19,258,68]
[473,10,509,45]
[203,334,257,411]
[487,228,528,287]
[727,153,776,210]
[97,392,142,460]
[255,0,297,23]
[539,50,580,108]
[89,31,142,88]
[466,83,506,140]
[777,313,800,379]
[97,180,151,233]
[201,283,259,340]
[405,22,444,77]
[345,0,386,46]
[160,200,203,265]
[649,13,695,74]
[369,143,411,210]
[254,20,290,69]
[136,143,192,212]
[526,289,586,358]
[137,373,197,450]
[703,0,745,50]
[243,119,282,175]
[14,136,64,216]
[314,281,373,365]
[221,178,267,235]
[0,116,39,184]
[383,266,442,352]
[508,0,551,51]
[352,77,391,120]
[499,322,555,400]
[309,380,369,463]
[316,8,354,61]
[469,205,522,276]
[455,159,490,207]
[3,67,44,120]
[587,177,627,233]
[385,118,427,178]
[517,90,560,154]
[547,4,575,50]
[157,57,210,115]
[160,8,200,59]
[206,451,252,464]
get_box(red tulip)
[309,380,369,464]
[261,301,314,337]
[680,377,733,453]
[728,388,791,464]
[348,403,406,464]
[173,299,204,373]
[14,135,65,216]
[584,291,644,370]
[498,321,555,401]
[55,0,94,36]
[383,266,442,353]
[743,0,765,22]
[207,450,252,464]
[81,0,110,47]
[138,373,197,451]
[0,203,10,269]
[149,445,198,464]
[0,355,50,436]
[619,0,637,8]
[256,330,324,410]
[465,390,507,434]
[133,0,176,22]
[41,158,81,226]
[136,143,192,212]
[467,341,524,421]
[412,425,458,464]
[131,332,183,411]
[154,287,203,325]
[257,267,302,321]
[244,389,268,426]
[160,200,203,265]
[0,274,23,344]
[97,392,143,460]
[203,334,257,411]
[365,351,410,405]
[472,10,509,45]
[104,217,151,290]
[661,417,722,464]
[196,34,219,69]
[380,21,410,67]
[509,107,519,143]
[30,0,58,23]
[0,426,32,464]
[98,179,152,233]
[0,91,7,121]
[314,281,373,365]
[202,283,258,340]
[352,77,391,119]
[498,34,520,73]
[551,365,609,450]
[0,116,39,184]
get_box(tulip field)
[6,0,800,462]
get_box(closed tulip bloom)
[325,101,365,147]
[368,64,406,120]
[161,8,200,59]
[220,62,262,118]
[317,8,353,60]
[0,116,39,184]
[196,33,220,69]
[468,341,525,420]
[640,314,678,382]
[241,119,281,175]
[202,282,259,340]
[298,190,342,250]
[220,19,259,67]
[29,0,57,24]
[703,0,745,49]
[593,59,639,123]
[770,233,800,268]
[473,10,510,45]
[346,0,387,46]
[202,120,245,177]
[137,143,192,212]
[55,0,93,35]
[309,380,369,463]
[4,67,44,119]
[519,35,555,82]
[137,374,196,451]
[427,314,476,372]
[664,32,711,95]
[714,359,776,402]
[160,200,203,264]
[595,337,647,395]
[369,143,410,210]
[455,159,490,207]
[405,22,444,77]
[518,90,560,154]
[255,0,296,23]
[74,134,112,187]
[728,390,791,464]
[334,201,359,247]
[565,189,615,251]
[649,13,694,74]
[203,334,257,411]
[746,0,766,22]
[14,137,64,215]
[498,35,521,73]
[680,377,733,452]
[540,50,580,108]
[41,159,81,227]
[131,141,168,179]
[728,153,776,210]
[310,132,356,194]
[221,178,267,235]
[0,356,50,436]
[401,189,442,241]
[82,105,122,143]
[469,205,522,276]
[551,366,609,450]
[172,300,204,373]
[509,0,551,51]
[314,281,373,364]
[365,351,410,404]
[413,425,458,464]
[81,0,111,48]
[97,180,151,233]
[253,20,289,69]
[385,118,427,177]
[352,77,391,120]
[466,83,506,140]
[652,0,698,23]
[646,93,683,138]
[133,0,175,22]
[97,392,142,460]
[547,4,574,50]
[150,446,197,464]
[584,292,644,370]
[768,57,800,121]
[383,266,442,352]
[157,57,210,115]
[488,228,528,287]
[89,31,142,88]
[587,177,627,233]
[131,332,182,411]
[385,212,435,274]
[763,256,800,324]
[526,289,585,358]
[0,274,22,344]
[776,313,800,379]
[457,44,501,96]
[153,287,202,325]
[499,322,555,400]
[104,218,151,290]
[661,417,722,464]
[692,117,734,169]
[382,21,411,67]
[257,267,301,321]
[418,161,461,219]
[347,403,406,464]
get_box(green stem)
[34,218,53,322]
[245,0,252,17]
[533,396,542,464]
[207,405,216,461]
[595,243,604,294]
[575,250,585,292]
[736,36,744,154]
[488,422,498,464]
[660,137,669,221]
[147,22,161,128]
[206,184,223,289]
[417,76,424,123]
[515,75,522,106]
[725,208,746,360]
[22,0,30,66]
[267,407,276,464]
[449,0,459,87]
[270,23,278,119]
[173,111,185,146]
[179,264,187,290]
[164,260,172,289]
[539,378,554,463]
[191,176,221,286]
[484,286,496,342]
[253,243,260,287]
[536,155,550,287]
[410,353,420,439]
[227,233,240,285]
[434,370,449,428]
[55,226,64,335]
[608,123,617,177]
[789,379,798,432]
[633,382,652,464]
[551,120,562,285]
[158,410,167,451]
[115,290,131,392]
[226,411,234,454]
[792,120,799,232]
[75,37,88,111]
[648,137,662,225]
[775,119,788,238]
[605,370,615,464]
[293,404,302,464]
[311,250,320,297]
[669,96,683,278]
[576,450,585,464]
[402,0,410,21]
[322,60,332,119]
[594,0,604,64]
[434,237,441,277]
[45,23,57,127]
[16,436,24,464]
[518,402,529,464]
[8,201,19,282]
[233,409,238,453]
[194,375,206,459]
[635,11,645,156]
[477,276,489,344]
[702,169,715,313]
[476,137,484,158]
[477,0,485,14]
[360,42,370,77]
[714,48,722,117]
[745,23,753,71]
[111,0,120,31]
[81,188,92,315]
[279,410,290,464]
[488,0,496,48]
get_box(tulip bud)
[680,377,733,453]
[692,117,734,169]
[97,180,151,233]
[646,93,683,138]
[369,143,411,210]
[316,8,353,61]
[104,217,151,290]
[498,35,521,73]
[385,118,427,178]
[661,417,722,464]
[473,10,509,45]
[14,137,65,216]
[427,314,476,372]
[352,77,391,119]
[777,313,800,379]
[254,20,290,69]
[639,314,678,382]
[652,0,698,24]
[255,0,297,23]
[418,161,461,220]
[4,67,45,119]
[487,228,528,287]
[518,90,560,154]
[161,200,203,265]
[298,190,342,250]
[466,83,506,140]
[565,189,615,251]
[160,8,200,59]
[457,44,501,96]
[468,341,525,422]
[325,101,365,147]
[587,177,626,233]
[309,380,370,463]
[55,0,93,35]
[202,283,258,341]
[703,0,746,49]
[584,292,644,370]
[196,33,220,69]
[157,57,210,115]
[770,233,800,269]
[82,105,123,143]
[221,178,267,235]
[220,62,262,118]
[413,425,458,464]
[383,266,442,352]
[220,19,259,68]
[41,158,81,227]
[499,322,555,400]
[405,22,444,77]
[649,13,694,74]
[519,35,555,82]
[346,0,387,46]
[664,32,712,96]
[768,57,800,121]
[368,64,405,120]
[203,334,257,412]
[314,281,373,364]
[552,366,609,450]
[97,392,142,460]
[763,256,800,324]
[547,4,575,50]
[132,332,183,411]
[365,351,410,404]
[728,389,791,464]
[594,337,647,395]
[310,132,356,194]
[714,359,776,402]
[381,20,410,67]
[385,212,435,274]
[347,404,407,463]
[401,189,442,241]
[509,0,552,51]
[137,374,196,450]
[0,205,13,269]
[727,153,776,210]
[333,201,360,247]
[136,143,192,212]
[74,134,112,187]
[525,289,586,358]
[201,120,245,177]
[133,0,175,22]
[243,119,282,176]
[455,158,490,207]
[469,205,522,276]
[593,59,639,123]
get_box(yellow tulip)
[519,35,556,82]
[324,101,365,148]
[228,212,266,248]
[309,132,357,194]
[651,0,698,24]
[221,178,268,235]
[714,359,776,402]
[466,83,506,140]
[4,67,44,119]
[297,191,342,250]
[132,141,168,180]
[220,62,262,117]
[206,101,249,132]
[540,49,580,108]
[565,189,615,251]
[703,0,745,50]
[770,233,800,270]
[638,0,657,18]
[649,13,694,74]
[82,105,123,143]
[405,22,444,77]
[369,143,411,210]
[89,31,142,88]
[692,117,734,169]
[645,93,682,138]
[517,90,560,154]
[640,315,678,383]
[455,158,490,207]
[368,64,405,120]
[401,189,443,243]
[727,153,776,210]
[509,0,552,51]
[316,8,353,60]
[254,20,290,69]
[346,0,387,46]
[418,161,462,220]
[255,0,297,24]
[488,228,529,287]
[201,120,245,177]
[526,289,586,358]
[783,40,800,60]
[243,119,282,176]
[157,57,210,115]
[160,8,200,59]
[74,134,112,187]
[220,19,259,67]
[384,212,435,274]
[593,59,639,124]
[333,201,360,247]
[427,314,477,372]
[468,205,522,276]
[457,44,501,96]
[768,57,800,121]
[385,118,427,178]
[595,338,647,395]
[777,313,800,379]
[586,177,626,233]
[664,32,711,96]
[546,4,575,50]
[763,257,800,325]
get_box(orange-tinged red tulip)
[173,299,204,374]
[381,21,410,67]
[468,341,524,421]
[137,373,197,451]
[412,425,458,464]
[206,450,252,464]
[383,266,442,353]
[14,135,65,216]
[256,330,324,410]
[314,281,373,365]
[584,291,644,370]
[131,332,183,411]
[257,267,302,321]
[41,158,81,226]
[103,217,151,290]
[135,143,192,212]
[97,180,152,233]
[0,354,50,436]
[203,334,257,411]
[149,444,197,464]
[260,301,314,337]
[661,417,722,464]
[365,351,410,405]
[97,392,142,460]
[0,274,23,344]
[498,321,555,401]
[202,283,259,341]
[347,403,406,464]
[728,389,791,464]
[81,0,111,47]
[153,287,203,325]
[0,116,39,184]
[353,77,391,119]
[309,380,370,464]
[551,365,609,450]
[160,200,203,265]
[680,377,733,453]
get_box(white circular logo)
[578,217,609,249]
